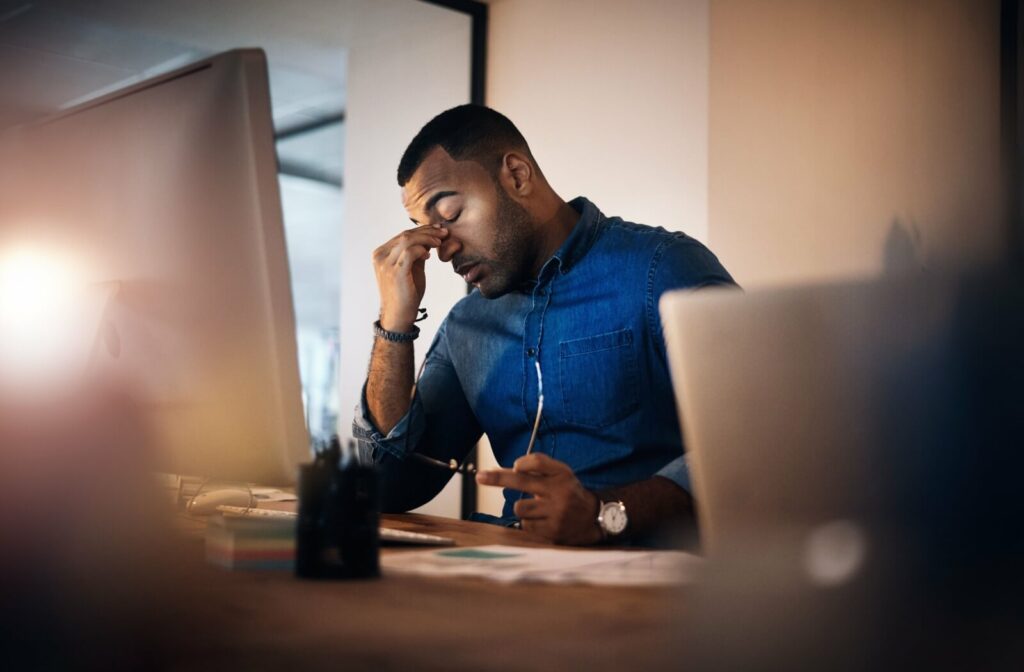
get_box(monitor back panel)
[0,50,309,484]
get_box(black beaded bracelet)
[373,319,420,342]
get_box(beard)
[460,186,538,299]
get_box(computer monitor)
[0,49,309,485]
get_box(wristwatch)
[597,500,628,539]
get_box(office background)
[0,0,1010,520]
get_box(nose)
[437,236,461,263]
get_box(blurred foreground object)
[0,376,207,669]
[662,265,1023,670]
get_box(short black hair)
[397,104,532,186]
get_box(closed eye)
[442,211,462,225]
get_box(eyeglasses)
[408,357,544,476]
[524,359,543,456]
[511,361,544,528]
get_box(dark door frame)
[1002,0,1022,264]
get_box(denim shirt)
[354,197,736,521]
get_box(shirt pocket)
[558,328,640,428]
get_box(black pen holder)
[296,445,380,580]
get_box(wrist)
[585,490,605,544]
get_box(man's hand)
[371,224,451,332]
[476,453,603,546]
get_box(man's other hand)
[476,453,603,546]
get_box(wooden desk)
[166,512,684,671]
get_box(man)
[354,105,735,546]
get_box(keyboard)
[215,505,456,546]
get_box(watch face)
[602,502,628,535]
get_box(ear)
[499,151,534,197]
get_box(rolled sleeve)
[654,454,692,493]
[352,381,426,463]
[350,318,483,513]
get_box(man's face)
[401,147,536,298]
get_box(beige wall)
[487,0,711,242]
[480,0,711,515]
[709,0,1004,287]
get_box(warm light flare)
[0,247,81,318]
[0,246,103,391]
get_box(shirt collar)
[547,196,604,276]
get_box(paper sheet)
[381,544,702,586]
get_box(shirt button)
[526,347,537,357]
[537,288,547,296]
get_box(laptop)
[658,277,958,555]
[659,271,1024,668]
